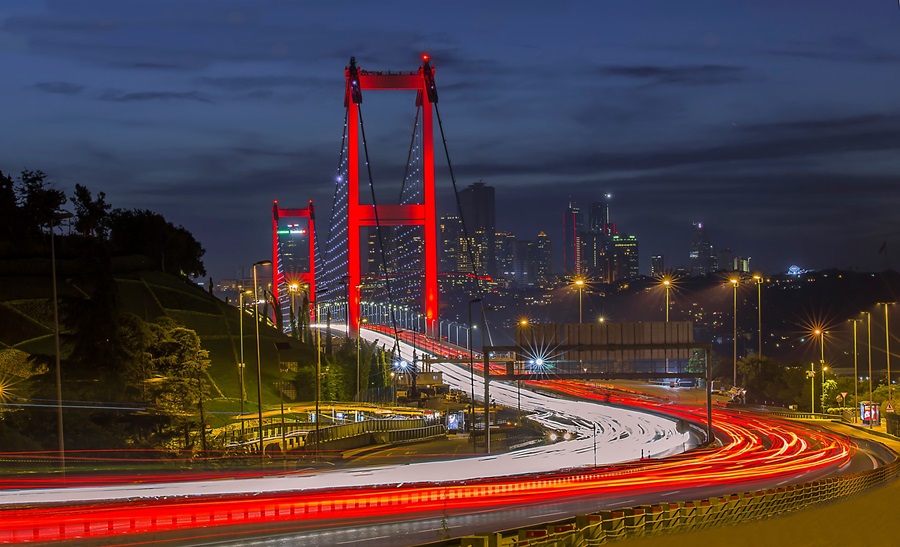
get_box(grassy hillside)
[0,264,317,419]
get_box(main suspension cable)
[356,103,403,358]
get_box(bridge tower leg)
[272,200,316,331]
[344,56,439,338]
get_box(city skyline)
[2,1,899,281]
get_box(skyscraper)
[535,231,552,280]
[438,214,463,273]
[563,200,581,275]
[650,254,664,278]
[513,240,536,287]
[458,180,496,277]
[612,234,639,280]
[689,222,716,277]
[495,231,516,283]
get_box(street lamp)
[237,288,252,434]
[814,328,826,413]
[809,363,816,413]
[661,277,672,374]
[574,277,585,323]
[730,277,739,386]
[480,305,494,455]
[753,274,763,359]
[313,300,322,461]
[50,211,73,475]
[661,278,671,322]
[878,302,895,401]
[468,298,482,453]
[862,311,873,428]
[357,317,367,401]
[850,318,862,417]
[252,259,271,461]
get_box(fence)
[2,453,895,544]
[431,458,900,547]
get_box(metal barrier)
[438,458,900,547]
[2,436,893,545]
[234,418,436,452]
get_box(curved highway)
[0,330,890,546]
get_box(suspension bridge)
[271,55,475,348]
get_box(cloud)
[32,81,85,95]
[598,64,747,86]
[98,89,214,104]
[198,75,327,91]
[740,114,899,135]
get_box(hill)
[0,257,316,420]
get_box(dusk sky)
[2,1,900,281]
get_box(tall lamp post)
[481,305,493,455]
[753,274,763,359]
[850,318,862,418]
[730,278,739,386]
[814,328,826,413]
[862,311,873,428]
[357,317,367,401]
[878,302,895,401]
[468,297,482,453]
[237,288,252,434]
[662,278,671,374]
[662,278,671,322]
[312,300,321,461]
[252,259,271,462]
[50,211,73,475]
[574,277,585,323]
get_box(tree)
[17,170,67,240]
[108,209,206,279]
[71,184,111,239]
[145,321,211,450]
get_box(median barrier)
[4,447,898,545]
[428,458,899,547]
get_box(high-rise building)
[650,254,664,278]
[576,194,617,282]
[563,200,581,275]
[535,231,552,280]
[612,234,639,280]
[458,180,496,276]
[495,231,516,283]
[689,222,716,277]
[717,247,734,272]
[513,240,536,287]
[439,215,463,273]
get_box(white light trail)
[0,329,689,507]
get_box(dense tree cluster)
[0,169,205,278]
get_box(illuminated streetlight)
[252,259,272,462]
[50,211,73,475]
[574,278,585,323]
[878,302,895,401]
[237,288,252,434]
[355,284,364,399]
[814,328,826,413]
[661,278,671,322]
[753,274,763,359]
[661,277,672,374]
[862,311,873,428]
[850,318,862,418]
[730,278,739,387]
[468,297,482,453]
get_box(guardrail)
[424,458,900,547]
[2,451,893,544]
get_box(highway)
[0,329,888,545]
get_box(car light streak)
[0,331,860,543]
